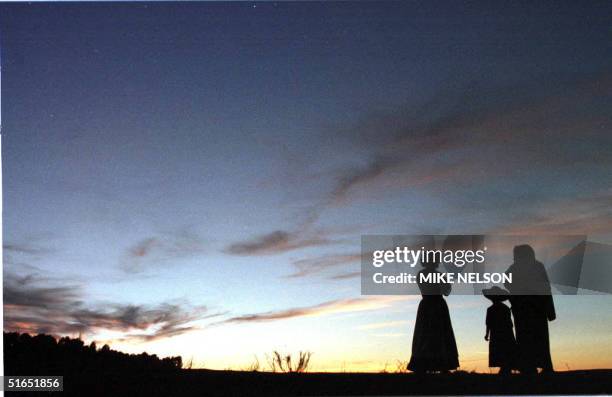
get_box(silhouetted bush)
[266,351,312,373]
[4,332,182,375]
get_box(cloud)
[329,271,362,280]
[331,156,403,203]
[4,280,81,311]
[497,190,612,236]
[286,253,361,278]
[269,71,611,230]
[121,229,207,272]
[3,243,53,256]
[3,272,212,341]
[69,303,214,342]
[325,69,612,205]
[3,239,56,269]
[218,296,412,325]
[224,230,332,256]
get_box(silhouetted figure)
[483,286,516,375]
[505,245,555,374]
[407,258,459,373]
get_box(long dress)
[505,260,555,372]
[407,268,459,372]
[486,302,517,368]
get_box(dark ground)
[9,369,612,397]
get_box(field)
[50,369,612,396]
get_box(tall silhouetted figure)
[407,257,459,373]
[483,286,516,375]
[505,244,555,374]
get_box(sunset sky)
[1,2,611,372]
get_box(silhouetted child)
[483,286,516,375]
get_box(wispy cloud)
[3,243,53,256]
[121,229,207,273]
[3,272,214,341]
[331,156,403,204]
[497,190,612,235]
[218,296,412,325]
[329,271,362,280]
[263,70,611,234]
[224,230,333,256]
[324,69,612,205]
[3,239,56,268]
[286,253,361,278]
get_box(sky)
[1,1,612,372]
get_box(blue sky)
[1,1,611,371]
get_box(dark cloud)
[69,303,208,341]
[121,229,207,273]
[225,230,332,256]
[225,72,612,258]
[3,272,212,341]
[4,278,81,311]
[326,70,612,204]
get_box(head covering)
[482,286,510,301]
[513,244,536,265]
